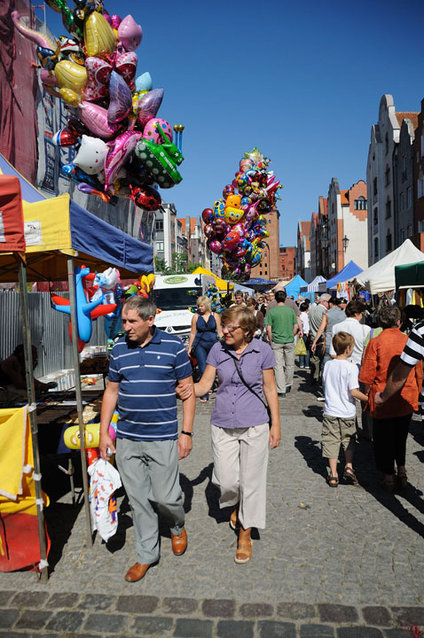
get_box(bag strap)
[223,346,268,411]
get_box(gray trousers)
[271,341,295,392]
[116,438,185,565]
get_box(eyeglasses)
[222,324,241,333]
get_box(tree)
[154,256,169,274]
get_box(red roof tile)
[396,112,419,129]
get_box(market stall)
[0,155,154,561]
[355,239,424,296]
[395,260,424,307]
[192,267,234,292]
[0,174,49,580]
[319,260,363,297]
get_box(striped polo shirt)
[400,319,424,405]
[108,327,192,441]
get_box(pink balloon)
[115,51,137,90]
[108,71,132,124]
[117,15,143,52]
[104,130,142,190]
[142,118,172,144]
[78,102,118,140]
[84,57,112,102]
[135,89,164,127]
[208,240,222,255]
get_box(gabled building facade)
[326,178,368,274]
[296,221,311,280]
[367,95,418,265]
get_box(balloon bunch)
[12,1,184,210]
[202,148,282,281]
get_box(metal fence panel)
[0,291,107,377]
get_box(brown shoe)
[171,527,187,555]
[124,562,150,582]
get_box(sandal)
[343,467,359,485]
[326,475,339,488]
[229,505,239,530]
[234,530,252,564]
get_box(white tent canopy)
[306,275,326,291]
[355,239,424,294]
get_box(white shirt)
[323,359,359,418]
[300,311,310,335]
[329,317,371,365]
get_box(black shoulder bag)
[223,346,272,427]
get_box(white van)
[153,274,215,346]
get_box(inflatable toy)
[51,265,117,351]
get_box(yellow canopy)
[192,267,233,292]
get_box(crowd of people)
[96,286,424,582]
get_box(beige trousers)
[210,423,269,529]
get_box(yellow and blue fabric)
[0,152,153,281]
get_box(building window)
[385,132,389,155]
[373,208,378,227]
[400,192,405,211]
[354,196,367,210]
[407,186,413,207]
[385,199,391,219]
[155,220,163,231]
[385,165,390,186]
[373,178,378,198]
[418,174,424,199]
[421,132,424,158]
[386,231,392,252]
[374,237,379,259]
[156,241,164,251]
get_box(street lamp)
[342,235,349,252]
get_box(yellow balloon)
[84,12,117,57]
[55,60,87,92]
[59,87,81,106]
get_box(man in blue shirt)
[99,296,195,582]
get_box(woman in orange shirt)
[360,305,423,492]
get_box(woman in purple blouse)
[194,306,281,564]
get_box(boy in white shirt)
[322,332,368,487]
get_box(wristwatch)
[181,430,193,437]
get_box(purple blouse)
[206,338,276,429]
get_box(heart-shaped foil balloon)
[84,56,112,101]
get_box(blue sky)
[41,0,424,247]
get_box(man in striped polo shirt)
[376,317,424,409]
[99,296,195,582]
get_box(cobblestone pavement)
[2,367,424,636]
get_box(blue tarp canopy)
[284,274,308,299]
[0,153,153,281]
[245,278,277,287]
[323,261,362,290]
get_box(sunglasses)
[222,324,241,333]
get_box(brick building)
[279,246,295,280]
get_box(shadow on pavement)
[294,435,327,480]
[45,501,83,573]
[354,427,424,540]
[302,405,324,421]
